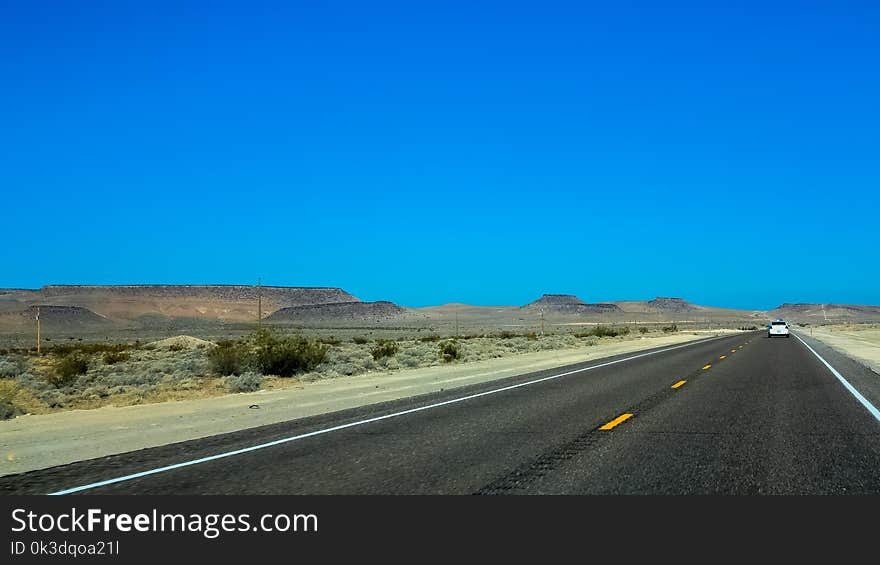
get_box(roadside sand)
[0,332,729,477]
[801,326,880,374]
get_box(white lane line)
[48,335,726,495]
[794,333,880,423]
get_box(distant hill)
[769,303,880,322]
[3,284,877,333]
[0,285,359,323]
[646,297,699,312]
[523,294,622,314]
[0,305,110,330]
[265,301,407,323]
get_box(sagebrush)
[371,339,399,360]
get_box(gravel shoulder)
[0,331,731,477]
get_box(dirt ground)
[801,324,880,374]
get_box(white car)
[768,320,791,338]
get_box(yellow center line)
[671,380,686,389]
[599,413,634,430]
[719,355,726,359]
[702,364,712,370]
[731,349,737,353]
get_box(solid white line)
[48,335,725,495]
[793,333,880,423]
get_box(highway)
[2,330,879,495]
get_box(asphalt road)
[3,330,879,495]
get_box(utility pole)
[540,308,544,336]
[257,277,262,328]
[454,306,459,336]
[36,307,41,355]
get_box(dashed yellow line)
[719,355,726,359]
[702,364,712,370]
[671,380,686,389]
[731,349,737,353]
[599,413,634,430]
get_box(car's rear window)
[772,321,787,326]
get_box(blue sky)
[1,1,878,309]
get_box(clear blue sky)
[2,1,878,310]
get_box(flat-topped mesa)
[523,294,622,314]
[37,285,359,305]
[265,301,407,322]
[647,297,698,312]
[773,303,821,313]
[523,294,587,308]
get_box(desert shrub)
[352,336,369,345]
[418,335,441,342]
[82,385,110,400]
[576,326,621,338]
[439,340,461,362]
[662,324,678,333]
[338,362,364,375]
[399,354,421,368]
[739,325,758,331]
[453,334,482,340]
[379,356,400,370]
[166,354,206,375]
[36,389,68,408]
[50,354,89,386]
[252,330,327,377]
[50,344,75,357]
[318,347,375,376]
[0,381,27,420]
[497,331,518,339]
[100,371,162,387]
[0,357,27,378]
[225,372,263,393]
[639,327,649,334]
[319,336,341,345]
[168,343,185,352]
[591,325,619,338]
[371,339,399,361]
[526,332,538,341]
[208,341,246,376]
[15,372,51,393]
[102,351,130,365]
